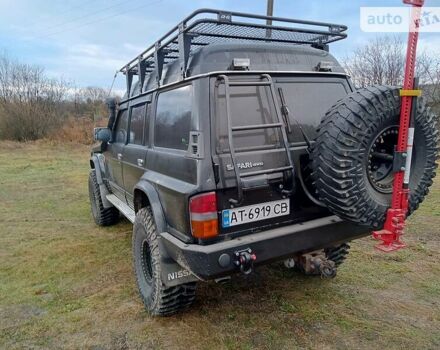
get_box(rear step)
[106,194,135,223]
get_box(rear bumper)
[161,215,370,280]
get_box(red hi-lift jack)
[372,0,425,252]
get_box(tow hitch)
[294,251,337,278]
[234,248,256,274]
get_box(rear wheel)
[132,207,196,316]
[311,86,438,228]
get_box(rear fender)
[90,154,112,208]
[134,180,199,287]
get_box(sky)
[1,0,439,93]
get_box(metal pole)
[266,0,274,21]
[372,0,424,252]
[266,0,274,38]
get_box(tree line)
[343,36,440,114]
[0,53,113,141]
[0,35,439,142]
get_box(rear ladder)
[217,74,295,205]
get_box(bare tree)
[70,86,109,121]
[80,86,108,103]
[343,35,440,114]
[343,36,405,87]
[0,53,68,141]
[417,52,440,113]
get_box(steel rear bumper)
[160,215,370,280]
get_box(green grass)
[0,141,439,349]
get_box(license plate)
[222,199,290,228]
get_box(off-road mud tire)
[88,169,119,226]
[132,207,196,316]
[311,85,438,228]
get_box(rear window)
[215,83,281,153]
[276,79,349,143]
[155,85,192,150]
[214,77,350,151]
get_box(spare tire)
[311,85,438,228]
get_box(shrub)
[0,54,67,141]
[50,117,108,145]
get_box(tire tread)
[133,207,196,316]
[311,86,438,227]
[89,170,119,226]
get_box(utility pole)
[266,0,274,38]
[266,0,274,22]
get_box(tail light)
[189,192,219,239]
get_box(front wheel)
[132,207,196,316]
[88,169,119,226]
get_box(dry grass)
[0,141,439,349]
[49,117,107,145]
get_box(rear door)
[211,74,351,236]
[123,102,149,208]
[212,75,295,235]
[214,76,287,185]
[106,109,128,200]
[274,76,352,143]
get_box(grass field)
[0,141,439,350]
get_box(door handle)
[137,158,144,167]
[117,153,122,160]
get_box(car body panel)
[90,43,365,282]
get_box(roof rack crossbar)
[185,18,346,41]
[120,8,347,87]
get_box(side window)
[114,110,128,143]
[155,85,192,150]
[129,105,145,145]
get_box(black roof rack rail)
[120,8,347,95]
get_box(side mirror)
[94,127,111,143]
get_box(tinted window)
[144,104,150,145]
[155,85,192,150]
[215,83,281,152]
[114,110,128,143]
[276,80,349,142]
[129,105,145,145]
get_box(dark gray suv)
[88,9,438,315]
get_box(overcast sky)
[1,0,439,92]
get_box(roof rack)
[120,8,347,95]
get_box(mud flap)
[158,238,199,287]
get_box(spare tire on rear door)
[311,85,438,228]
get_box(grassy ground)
[0,141,439,350]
